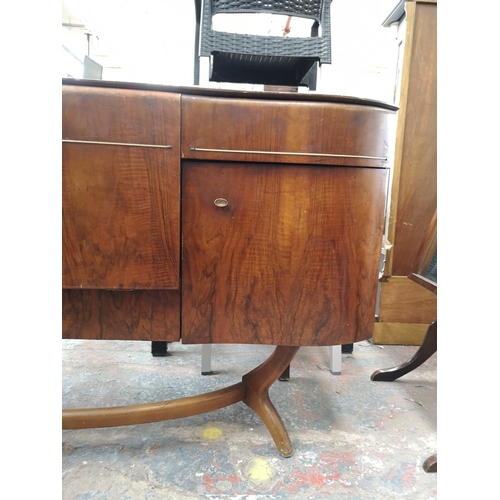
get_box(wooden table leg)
[63,345,300,457]
[243,346,300,457]
[371,321,437,382]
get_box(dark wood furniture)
[62,79,397,456]
[376,0,437,346]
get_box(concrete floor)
[62,339,437,499]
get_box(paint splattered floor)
[62,340,437,499]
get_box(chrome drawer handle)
[190,147,386,161]
[214,198,228,208]
[63,139,173,149]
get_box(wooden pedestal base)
[62,346,300,457]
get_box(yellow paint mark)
[202,427,223,440]
[248,457,274,481]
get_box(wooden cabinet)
[375,0,437,345]
[62,81,396,347]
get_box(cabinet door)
[182,162,388,346]
[62,87,180,289]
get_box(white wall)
[62,0,400,102]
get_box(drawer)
[62,85,180,147]
[182,96,392,168]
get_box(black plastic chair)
[197,0,331,89]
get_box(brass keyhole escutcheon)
[214,198,228,208]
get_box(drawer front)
[62,87,180,289]
[181,161,389,346]
[182,96,392,168]
[63,290,181,341]
[62,85,179,147]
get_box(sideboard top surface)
[62,78,399,112]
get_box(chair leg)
[371,321,437,382]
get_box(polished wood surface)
[63,145,180,289]
[62,86,180,146]
[62,77,398,110]
[182,96,392,168]
[182,162,388,345]
[62,87,180,289]
[373,322,429,346]
[63,382,246,428]
[63,345,299,457]
[378,277,437,324]
[385,0,437,277]
[242,346,300,457]
[62,290,181,341]
[411,210,437,277]
[62,80,396,455]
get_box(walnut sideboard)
[62,79,397,457]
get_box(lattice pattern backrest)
[211,0,323,22]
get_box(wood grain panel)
[62,290,180,341]
[182,162,388,346]
[373,322,429,346]
[389,2,437,276]
[62,144,179,289]
[62,85,179,146]
[62,86,180,289]
[182,96,393,168]
[378,278,437,324]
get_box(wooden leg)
[371,321,437,382]
[63,382,246,429]
[242,346,300,457]
[63,345,299,457]
[423,454,437,473]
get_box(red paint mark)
[281,452,357,494]
[203,474,215,492]
[288,469,336,491]
[318,451,356,465]
[377,420,385,430]
[404,466,415,488]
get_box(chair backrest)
[197,0,331,88]
[200,0,331,58]
[208,0,325,23]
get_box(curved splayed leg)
[242,346,300,458]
